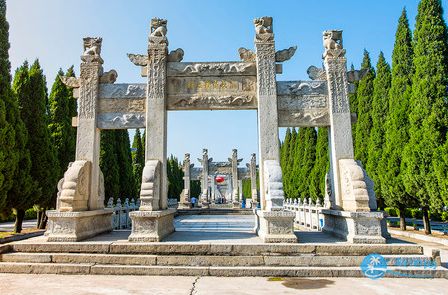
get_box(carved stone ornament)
[167,48,184,62]
[167,62,256,76]
[60,76,81,88]
[238,47,256,61]
[347,68,369,83]
[307,66,327,80]
[100,69,118,84]
[127,53,148,66]
[57,160,91,212]
[323,30,346,58]
[82,37,103,63]
[149,17,168,45]
[275,46,297,62]
[339,159,371,212]
[264,160,285,211]
[254,16,274,42]
[139,160,161,211]
[172,95,255,108]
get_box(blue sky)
[6,0,448,166]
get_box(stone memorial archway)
[46,16,388,244]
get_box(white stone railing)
[284,198,324,231]
[107,197,140,230]
[167,198,178,209]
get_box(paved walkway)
[0,274,446,294]
[0,219,37,232]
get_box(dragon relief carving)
[291,111,328,124]
[169,62,255,75]
[102,113,145,127]
[172,95,254,107]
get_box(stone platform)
[0,215,446,278]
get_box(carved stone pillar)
[178,153,193,209]
[250,153,259,208]
[253,16,296,243]
[210,176,216,204]
[321,30,387,243]
[198,149,211,209]
[129,18,175,242]
[46,37,113,242]
[230,149,240,209]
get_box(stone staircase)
[0,242,446,278]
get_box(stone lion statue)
[323,30,343,51]
[253,16,273,35]
[150,17,167,37]
[83,37,102,56]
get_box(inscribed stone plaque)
[166,62,257,110]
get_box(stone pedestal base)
[177,202,191,209]
[45,209,113,242]
[254,209,297,243]
[322,209,389,244]
[200,202,210,209]
[128,209,176,242]
[232,201,240,209]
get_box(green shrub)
[411,209,423,219]
[442,212,448,222]
[384,207,397,217]
[429,211,442,221]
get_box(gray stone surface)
[128,209,176,242]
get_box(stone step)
[0,262,446,278]
[9,242,424,256]
[0,252,432,267]
[176,208,254,215]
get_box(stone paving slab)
[0,274,447,295]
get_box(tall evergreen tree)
[48,68,77,180]
[100,130,120,201]
[405,0,448,234]
[284,127,297,198]
[132,129,144,197]
[366,52,391,209]
[0,0,19,215]
[141,129,146,158]
[290,127,306,199]
[280,128,291,197]
[167,155,183,200]
[354,50,376,166]
[114,130,136,199]
[14,60,59,227]
[380,8,417,230]
[349,64,359,143]
[297,128,317,200]
[309,127,329,202]
[7,63,36,233]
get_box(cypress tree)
[141,129,146,158]
[349,64,359,143]
[354,50,376,166]
[280,128,291,197]
[167,155,183,200]
[290,127,306,199]
[380,8,417,230]
[100,130,120,201]
[48,68,77,180]
[366,52,391,209]
[14,60,60,228]
[7,63,36,232]
[309,127,329,202]
[297,128,317,200]
[132,129,144,197]
[405,0,448,234]
[114,130,136,199]
[0,0,19,215]
[284,127,297,198]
